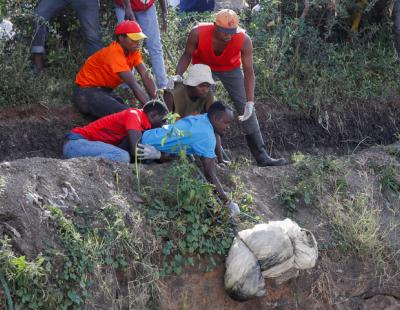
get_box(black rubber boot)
[245,132,288,167]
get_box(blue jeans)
[63,133,131,163]
[115,4,168,89]
[32,0,103,55]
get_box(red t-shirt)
[114,0,155,11]
[71,108,151,145]
[192,23,245,72]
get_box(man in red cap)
[72,20,157,119]
[174,9,288,166]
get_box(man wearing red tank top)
[174,9,288,166]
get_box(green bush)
[1,0,399,110]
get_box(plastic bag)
[224,238,266,301]
[224,219,318,301]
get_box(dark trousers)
[394,0,400,56]
[31,0,103,55]
[212,68,261,135]
[72,86,129,119]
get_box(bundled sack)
[224,219,318,301]
[224,237,266,301]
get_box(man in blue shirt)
[138,101,237,211]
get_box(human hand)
[166,75,182,90]
[218,159,231,168]
[137,144,161,160]
[238,101,255,122]
[226,201,240,217]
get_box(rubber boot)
[245,132,288,166]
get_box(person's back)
[142,113,216,158]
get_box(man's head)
[214,9,240,42]
[115,21,147,52]
[143,100,168,128]
[208,101,234,136]
[183,64,215,99]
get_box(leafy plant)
[0,201,160,309]
[144,154,234,276]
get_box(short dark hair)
[143,100,168,115]
[207,101,232,119]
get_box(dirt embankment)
[1,99,400,162]
[0,102,400,309]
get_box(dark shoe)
[245,132,289,167]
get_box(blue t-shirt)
[141,114,216,158]
[180,0,215,13]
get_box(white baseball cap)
[183,64,215,87]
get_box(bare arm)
[122,0,135,20]
[118,70,149,105]
[176,27,199,75]
[135,63,157,100]
[201,157,228,202]
[163,91,174,112]
[158,0,168,33]
[241,35,255,102]
[215,134,224,164]
[127,129,143,159]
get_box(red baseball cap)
[215,9,240,34]
[115,20,147,41]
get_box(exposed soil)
[1,99,399,163]
[1,102,400,309]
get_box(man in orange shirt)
[72,20,157,119]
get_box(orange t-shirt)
[75,41,143,89]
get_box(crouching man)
[138,101,240,215]
[72,20,157,119]
[63,100,168,163]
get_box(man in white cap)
[165,64,231,164]
[164,64,215,117]
[173,9,288,166]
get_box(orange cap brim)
[127,32,147,41]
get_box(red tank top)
[192,23,245,72]
[114,0,155,11]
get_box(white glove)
[137,144,161,160]
[166,75,183,90]
[238,101,255,122]
[226,201,240,217]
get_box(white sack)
[224,237,266,301]
[238,223,294,271]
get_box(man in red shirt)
[72,20,157,119]
[63,100,168,163]
[174,9,288,166]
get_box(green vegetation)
[0,202,159,309]
[1,0,399,110]
[279,153,389,260]
[143,154,235,276]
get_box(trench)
[0,101,399,162]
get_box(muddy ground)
[1,102,400,309]
[1,98,399,162]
